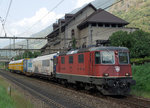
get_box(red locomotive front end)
[56,47,136,95]
[92,48,135,95]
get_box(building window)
[92,23,96,27]
[69,56,73,64]
[112,24,116,27]
[61,57,65,64]
[78,54,84,63]
[98,23,103,27]
[71,29,75,37]
[105,24,110,27]
[118,24,123,27]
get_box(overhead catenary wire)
[15,0,65,37]
[3,0,13,26]
[0,0,13,37]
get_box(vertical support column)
[10,39,11,58]
[27,39,29,49]
[27,39,29,58]
[88,24,93,47]
[13,36,15,49]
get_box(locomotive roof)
[89,46,129,52]
[60,46,129,56]
[33,53,57,61]
[9,59,23,64]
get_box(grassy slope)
[109,0,150,33]
[0,76,33,108]
[131,63,150,98]
[0,86,15,108]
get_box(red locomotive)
[56,46,136,95]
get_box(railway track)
[0,70,66,108]
[105,96,150,108]
[0,70,111,108]
[0,69,150,108]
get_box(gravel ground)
[0,70,128,108]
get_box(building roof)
[46,3,97,38]
[78,9,129,29]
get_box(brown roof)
[78,9,129,29]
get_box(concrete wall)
[88,26,137,45]
[63,6,95,48]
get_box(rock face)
[109,0,150,33]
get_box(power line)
[16,0,65,37]
[0,0,13,37]
[3,0,13,25]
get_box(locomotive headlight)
[125,73,130,76]
[103,73,109,77]
[115,66,120,72]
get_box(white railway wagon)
[32,53,57,76]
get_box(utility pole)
[90,29,93,46]
[10,39,11,58]
[13,35,15,49]
[27,39,29,49]
[13,35,16,57]
[27,39,29,58]
[18,45,26,59]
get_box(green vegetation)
[109,30,150,58]
[0,63,5,69]
[72,37,77,49]
[109,0,150,33]
[131,63,150,98]
[131,57,150,65]
[0,76,33,108]
[0,86,15,108]
[109,29,150,98]
[14,51,41,60]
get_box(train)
[8,46,136,95]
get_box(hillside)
[109,0,150,33]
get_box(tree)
[72,37,77,49]
[14,51,41,60]
[109,30,150,58]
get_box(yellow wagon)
[8,59,24,73]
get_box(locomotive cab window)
[61,57,65,64]
[95,52,101,64]
[101,51,115,64]
[78,54,84,63]
[119,52,129,64]
[69,56,73,64]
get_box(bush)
[130,57,150,64]
[109,30,150,58]
[14,51,41,60]
[132,63,150,92]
